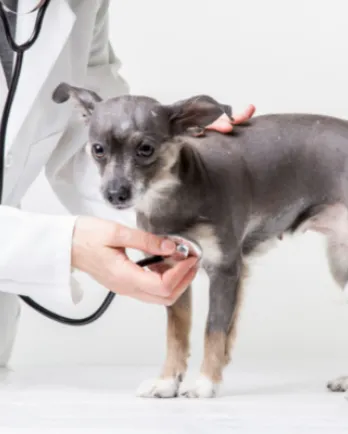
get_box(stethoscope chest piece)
[165,234,203,261]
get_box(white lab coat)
[0,0,132,361]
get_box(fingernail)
[161,239,176,253]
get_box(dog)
[53,82,348,399]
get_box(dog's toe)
[136,377,180,398]
[179,375,217,399]
[327,376,348,392]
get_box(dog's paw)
[179,376,217,399]
[136,377,180,398]
[327,376,348,392]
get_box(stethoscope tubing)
[0,0,50,52]
[0,0,52,204]
[2,0,48,16]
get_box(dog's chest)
[184,224,223,267]
[137,212,224,268]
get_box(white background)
[10,0,348,371]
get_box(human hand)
[206,104,256,133]
[71,216,198,306]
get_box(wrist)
[71,216,93,272]
[71,215,117,272]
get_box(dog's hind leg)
[180,260,245,398]
[297,203,348,396]
[136,288,192,398]
[297,203,348,291]
[325,233,348,395]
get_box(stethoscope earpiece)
[1,0,48,15]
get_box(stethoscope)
[0,0,202,326]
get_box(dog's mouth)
[113,202,134,210]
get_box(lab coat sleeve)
[0,205,78,305]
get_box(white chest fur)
[184,224,223,267]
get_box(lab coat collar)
[6,0,76,151]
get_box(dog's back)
[186,114,348,246]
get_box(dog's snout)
[117,186,131,203]
[106,185,132,206]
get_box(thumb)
[109,224,176,255]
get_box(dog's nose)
[107,186,131,205]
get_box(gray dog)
[53,82,348,399]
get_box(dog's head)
[52,83,232,211]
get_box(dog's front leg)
[137,287,192,398]
[180,260,245,398]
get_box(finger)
[232,104,256,125]
[163,266,198,306]
[161,257,198,294]
[109,224,176,256]
[147,262,172,274]
[112,255,197,297]
[205,113,234,133]
[129,290,172,305]
[131,266,198,306]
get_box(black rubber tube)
[19,255,164,326]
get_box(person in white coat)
[0,0,255,366]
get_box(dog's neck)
[135,143,214,234]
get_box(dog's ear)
[52,82,102,122]
[165,95,232,135]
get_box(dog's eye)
[136,143,154,158]
[92,144,105,159]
